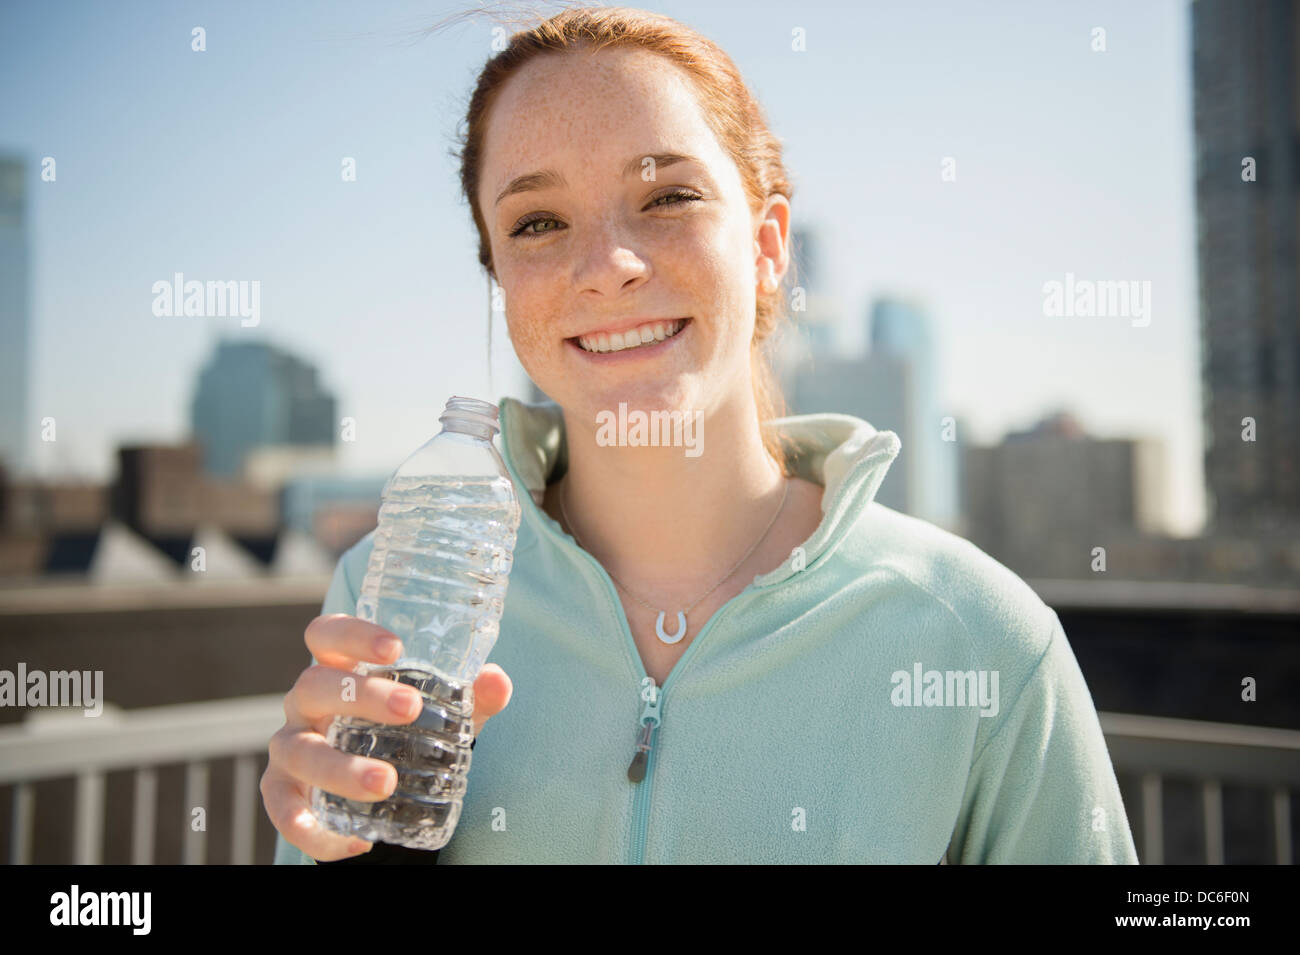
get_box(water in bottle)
[310,396,521,851]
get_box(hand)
[260,613,513,861]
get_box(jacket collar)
[497,396,900,587]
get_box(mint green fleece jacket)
[275,396,1138,864]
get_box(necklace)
[558,469,789,645]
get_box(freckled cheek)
[505,307,555,360]
[645,230,724,295]
[670,235,741,313]
[502,271,566,366]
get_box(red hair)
[439,4,801,472]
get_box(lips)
[567,317,692,359]
[571,316,688,339]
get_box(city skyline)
[1,0,1205,533]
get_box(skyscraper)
[869,298,959,529]
[190,340,337,477]
[782,225,839,361]
[1192,0,1300,531]
[786,296,960,531]
[0,156,30,477]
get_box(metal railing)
[1099,711,1300,864]
[2,698,1297,863]
[0,696,282,865]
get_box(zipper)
[500,405,795,862]
[564,547,759,865]
[626,683,661,783]
[626,681,659,866]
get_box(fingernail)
[389,689,419,717]
[375,636,402,659]
[364,768,392,794]
[349,839,372,854]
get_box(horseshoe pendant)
[655,611,687,644]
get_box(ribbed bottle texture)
[309,397,521,851]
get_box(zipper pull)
[627,721,653,782]
[627,681,663,783]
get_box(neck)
[556,391,786,601]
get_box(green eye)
[648,189,703,208]
[507,190,702,240]
[509,216,560,238]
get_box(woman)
[266,6,1138,864]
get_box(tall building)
[1192,0,1300,531]
[868,298,959,529]
[962,412,1170,579]
[111,441,279,542]
[773,225,841,383]
[0,157,30,478]
[190,340,337,477]
[787,347,908,508]
[787,296,960,531]
[785,226,838,357]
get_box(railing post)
[75,770,105,865]
[1201,778,1224,864]
[231,754,257,865]
[10,782,34,866]
[1140,773,1163,865]
[132,767,157,865]
[1273,788,1292,865]
[183,761,209,865]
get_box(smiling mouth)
[569,318,691,354]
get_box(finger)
[262,770,375,862]
[470,664,513,739]
[270,724,400,804]
[285,665,422,734]
[305,614,404,671]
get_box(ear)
[753,195,791,293]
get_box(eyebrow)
[493,152,702,207]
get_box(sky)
[0,0,1205,534]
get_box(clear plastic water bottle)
[310,396,521,851]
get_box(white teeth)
[578,319,686,353]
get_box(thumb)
[470,663,513,740]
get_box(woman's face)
[477,47,786,424]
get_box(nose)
[573,216,650,298]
